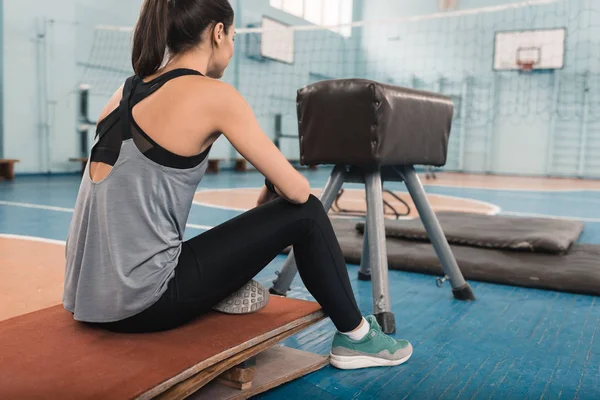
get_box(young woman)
[63,0,412,370]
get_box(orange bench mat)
[0,297,324,399]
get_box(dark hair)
[132,0,234,78]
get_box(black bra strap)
[121,76,138,141]
[130,68,204,107]
[92,69,211,169]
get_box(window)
[270,0,353,37]
[281,0,304,16]
[304,1,322,25]
[439,0,459,12]
[323,0,341,26]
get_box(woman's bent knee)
[297,194,330,223]
[276,194,326,225]
[303,194,325,212]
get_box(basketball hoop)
[516,46,541,73]
[517,60,536,72]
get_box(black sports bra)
[91,68,211,169]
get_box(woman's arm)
[211,83,311,204]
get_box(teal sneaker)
[329,315,413,369]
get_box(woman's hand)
[256,185,279,207]
[212,83,311,204]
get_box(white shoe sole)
[329,351,413,370]
[212,281,270,315]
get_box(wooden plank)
[217,359,256,385]
[154,318,322,400]
[216,381,252,391]
[138,308,325,400]
[191,346,329,400]
[218,370,255,387]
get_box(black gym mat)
[355,212,583,254]
[333,219,600,296]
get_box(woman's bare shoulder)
[97,84,124,125]
[187,77,240,102]
[96,76,242,125]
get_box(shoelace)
[370,320,398,346]
[378,330,398,346]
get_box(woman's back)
[66,0,311,323]
[64,70,214,323]
[90,71,225,182]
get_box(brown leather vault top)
[297,79,454,167]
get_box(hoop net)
[517,60,536,72]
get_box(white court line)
[500,211,600,223]
[193,188,503,215]
[477,191,600,205]
[424,190,600,208]
[424,206,498,215]
[0,201,210,231]
[332,201,499,216]
[0,200,74,213]
[423,183,600,193]
[196,188,259,192]
[192,200,248,213]
[186,223,213,231]
[0,234,66,245]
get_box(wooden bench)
[0,297,327,399]
[69,157,88,174]
[0,159,19,181]
[235,159,247,172]
[207,159,223,174]
[207,159,249,173]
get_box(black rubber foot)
[358,271,372,281]
[269,287,288,297]
[375,312,396,334]
[453,284,476,301]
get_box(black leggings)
[99,195,363,334]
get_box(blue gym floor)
[1,168,600,399]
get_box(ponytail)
[132,0,169,78]
[132,0,234,78]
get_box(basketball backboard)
[493,28,566,71]
[261,17,295,64]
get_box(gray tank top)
[64,70,210,322]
